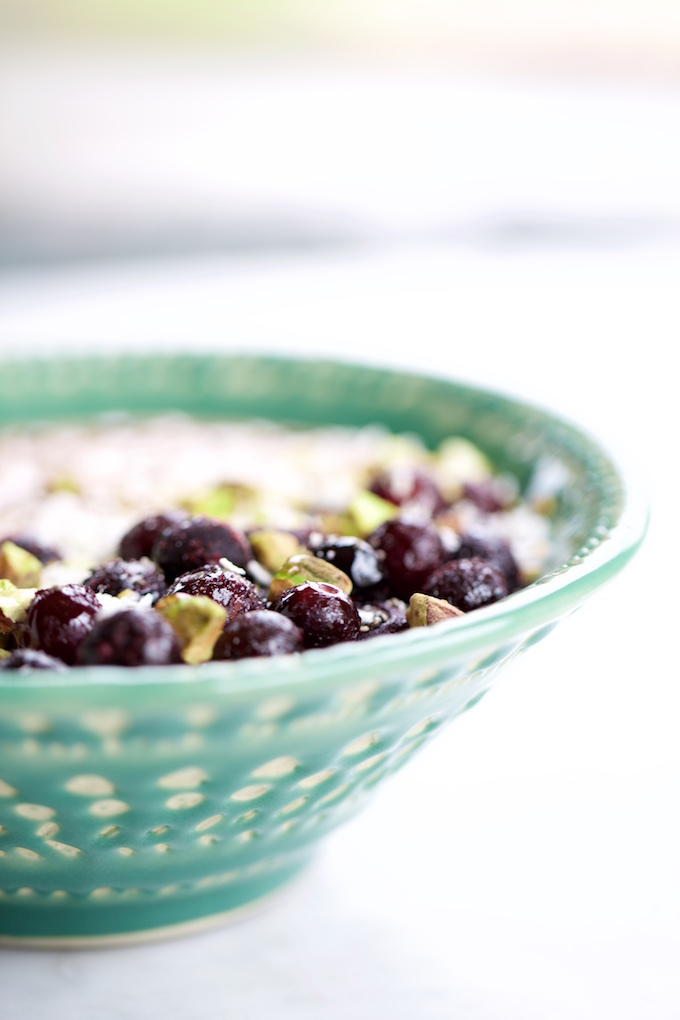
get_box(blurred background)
[1,0,679,269]
[0,6,678,1020]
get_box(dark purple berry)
[1,534,61,564]
[368,518,446,601]
[370,465,446,516]
[162,564,264,619]
[212,609,304,660]
[309,534,384,590]
[0,648,66,671]
[21,585,101,665]
[272,581,361,648]
[356,599,408,640]
[451,533,520,592]
[77,609,181,667]
[118,511,186,561]
[83,557,166,597]
[152,516,252,582]
[461,479,515,514]
[422,556,508,612]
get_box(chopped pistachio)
[0,541,43,588]
[347,490,398,537]
[434,437,492,501]
[268,553,353,603]
[0,579,37,624]
[406,593,466,628]
[154,593,228,665]
[372,433,430,468]
[182,483,258,521]
[0,647,10,661]
[530,493,558,516]
[1,580,34,644]
[45,474,81,495]
[517,563,543,584]
[315,512,356,537]
[250,529,305,573]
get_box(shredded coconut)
[0,414,553,582]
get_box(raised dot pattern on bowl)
[0,651,516,930]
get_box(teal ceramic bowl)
[0,354,646,946]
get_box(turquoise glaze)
[0,354,647,944]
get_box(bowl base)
[0,852,312,948]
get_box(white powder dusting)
[0,414,552,581]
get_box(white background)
[0,62,677,1019]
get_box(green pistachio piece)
[0,541,42,588]
[0,648,10,661]
[182,483,258,521]
[530,493,558,516]
[315,512,356,537]
[435,437,492,501]
[154,593,228,665]
[45,475,81,495]
[406,593,466,628]
[1,578,36,646]
[268,553,353,603]
[250,529,305,573]
[0,579,37,625]
[347,490,398,537]
[371,434,430,469]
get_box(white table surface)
[0,69,678,1020]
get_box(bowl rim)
[0,353,648,701]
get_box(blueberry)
[368,518,446,600]
[370,465,446,515]
[309,534,384,590]
[461,479,514,514]
[20,585,101,665]
[452,533,520,592]
[213,609,304,660]
[422,556,508,612]
[271,581,361,648]
[356,598,408,640]
[152,516,252,582]
[162,564,264,618]
[118,511,186,561]
[77,609,181,667]
[84,557,166,597]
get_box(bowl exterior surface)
[0,354,644,943]
[0,641,533,942]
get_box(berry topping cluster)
[0,428,550,672]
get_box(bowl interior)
[0,352,625,569]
